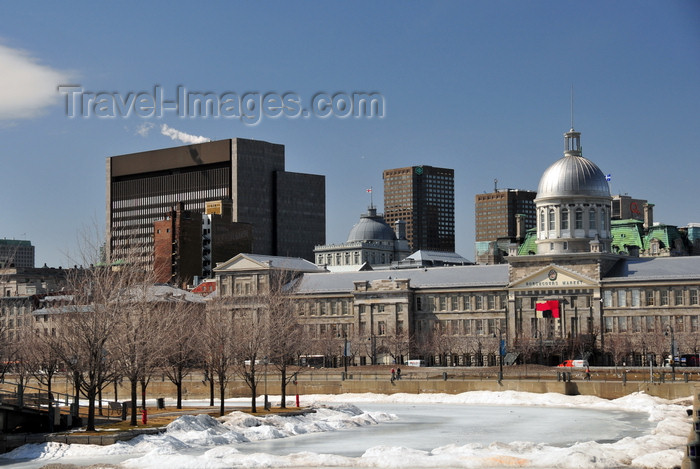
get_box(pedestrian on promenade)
[396,368,401,380]
[391,368,396,383]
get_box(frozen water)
[0,391,691,469]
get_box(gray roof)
[346,214,396,242]
[604,256,700,283]
[404,250,472,264]
[242,254,325,272]
[537,154,610,199]
[119,284,206,303]
[295,264,509,294]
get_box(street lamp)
[263,356,269,411]
[665,326,676,378]
[493,328,505,383]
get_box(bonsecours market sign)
[524,269,585,287]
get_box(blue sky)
[1,1,698,268]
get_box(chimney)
[643,203,654,230]
[516,214,526,241]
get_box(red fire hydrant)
[141,407,148,425]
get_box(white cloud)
[160,124,210,144]
[135,122,155,137]
[0,43,71,120]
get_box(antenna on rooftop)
[494,178,498,193]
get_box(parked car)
[557,359,589,368]
[681,354,700,367]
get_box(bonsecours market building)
[215,128,700,367]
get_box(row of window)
[604,315,699,333]
[417,293,506,312]
[603,288,699,308]
[539,206,608,232]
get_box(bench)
[107,401,122,417]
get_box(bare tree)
[605,334,632,371]
[231,304,268,414]
[200,298,236,416]
[265,274,307,408]
[161,299,204,409]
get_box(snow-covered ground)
[0,391,692,469]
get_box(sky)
[1,1,699,268]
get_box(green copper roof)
[610,219,645,254]
[517,228,538,256]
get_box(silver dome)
[347,209,397,242]
[537,154,610,199]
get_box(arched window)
[575,208,583,229]
[600,209,606,231]
[548,208,555,231]
[539,210,545,232]
[589,208,597,230]
[561,208,569,230]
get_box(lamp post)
[665,326,676,379]
[493,328,504,383]
[263,356,269,411]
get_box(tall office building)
[107,138,325,266]
[0,239,35,268]
[474,189,537,261]
[383,165,455,252]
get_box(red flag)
[366,188,372,193]
[536,300,560,318]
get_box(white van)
[407,359,425,367]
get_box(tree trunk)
[130,379,138,426]
[209,373,215,407]
[250,381,257,413]
[86,389,97,432]
[176,368,183,409]
[219,380,226,417]
[280,367,287,409]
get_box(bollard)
[121,402,128,421]
[684,373,689,383]
[557,372,561,382]
[443,372,448,381]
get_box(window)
[674,289,683,306]
[632,316,641,333]
[378,321,386,336]
[617,316,627,332]
[548,209,555,231]
[691,289,698,305]
[631,289,641,307]
[575,208,583,229]
[601,209,607,231]
[475,319,484,335]
[396,303,403,313]
[660,290,669,306]
[603,290,613,307]
[646,316,654,332]
[439,296,447,311]
[463,295,471,310]
[589,208,596,230]
[561,208,569,230]
[378,304,385,313]
[475,295,483,310]
[604,317,613,333]
[539,211,545,231]
[617,290,626,307]
[416,298,422,310]
[691,316,698,333]
[675,316,684,333]
[645,291,655,307]
[450,296,459,311]
[487,294,495,310]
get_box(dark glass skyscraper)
[383,165,455,252]
[106,138,325,267]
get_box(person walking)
[396,368,401,380]
[391,368,396,383]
